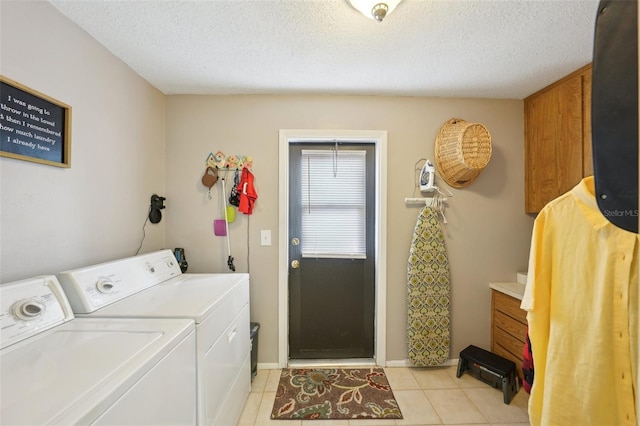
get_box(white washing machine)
[0,275,197,425]
[57,250,251,426]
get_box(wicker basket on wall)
[435,118,492,188]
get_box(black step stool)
[456,345,518,404]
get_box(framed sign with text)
[0,76,71,168]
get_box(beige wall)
[0,1,166,282]
[165,95,534,364]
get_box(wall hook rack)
[206,151,253,170]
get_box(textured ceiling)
[48,0,601,99]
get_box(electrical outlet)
[260,230,271,246]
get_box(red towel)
[237,167,257,215]
[522,327,534,394]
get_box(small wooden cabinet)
[524,64,593,213]
[491,290,527,381]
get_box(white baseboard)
[257,362,280,370]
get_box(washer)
[57,250,251,426]
[1,275,197,425]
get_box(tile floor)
[238,366,530,426]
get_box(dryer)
[57,250,251,426]
[0,275,197,425]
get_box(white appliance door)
[93,331,197,425]
[1,318,195,425]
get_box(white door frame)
[278,129,388,368]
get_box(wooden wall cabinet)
[524,64,593,214]
[491,290,527,381]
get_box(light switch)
[260,230,272,246]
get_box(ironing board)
[407,206,450,366]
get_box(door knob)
[291,259,300,269]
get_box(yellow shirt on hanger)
[521,176,638,426]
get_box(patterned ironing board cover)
[407,206,451,365]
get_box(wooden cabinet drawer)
[494,310,527,342]
[493,343,524,380]
[491,289,527,382]
[494,326,525,360]
[493,291,527,324]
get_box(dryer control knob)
[12,299,45,321]
[96,279,116,294]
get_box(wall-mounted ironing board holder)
[591,0,638,233]
[404,197,447,206]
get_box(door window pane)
[300,149,366,259]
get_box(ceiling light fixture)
[347,0,403,22]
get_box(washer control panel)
[57,250,182,314]
[1,276,73,350]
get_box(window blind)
[300,149,366,259]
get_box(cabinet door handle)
[228,327,238,343]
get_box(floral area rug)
[271,368,403,420]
